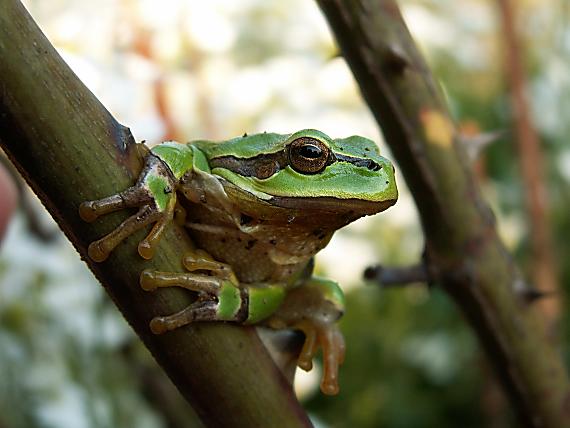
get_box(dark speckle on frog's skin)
[269,239,277,245]
[240,214,253,225]
[312,228,324,237]
[245,239,257,250]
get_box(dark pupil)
[299,144,322,158]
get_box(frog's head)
[204,129,398,222]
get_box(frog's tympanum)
[80,129,397,395]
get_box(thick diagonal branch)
[0,1,310,426]
[317,1,570,426]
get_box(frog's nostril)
[370,162,382,171]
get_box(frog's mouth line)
[267,195,397,215]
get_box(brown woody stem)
[317,1,570,426]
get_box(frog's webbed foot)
[79,155,177,262]
[140,250,244,334]
[267,277,346,395]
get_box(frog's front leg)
[140,250,287,334]
[267,278,346,395]
[79,153,177,261]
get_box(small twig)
[520,288,556,304]
[363,264,428,287]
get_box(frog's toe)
[295,320,318,371]
[295,320,344,395]
[80,185,150,223]
[319,325,345,395]
[79,200,103,223]
[87,204,161,262]
[182,250,237,281]
[149,300,219,334]
[136,197,175,260]
[139,269,227,294]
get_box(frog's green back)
[193,132,290,159]
[330,136,383,161]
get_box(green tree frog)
[80,129,397,395]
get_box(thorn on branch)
[459,129,504,161]
[383,44,410,75]
[363,263,428,288]
[519,288,556,305]
[512,276,556,304]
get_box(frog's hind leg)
[266,277,346,395]
[80,154,177,262]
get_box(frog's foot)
[295,320,345,395]
[79,155,177,262]
[140,250,245,333]
[267,277,346,395]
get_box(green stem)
[317,1,570,426]
[0,1,310,426]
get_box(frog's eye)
[289,138,330,174]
